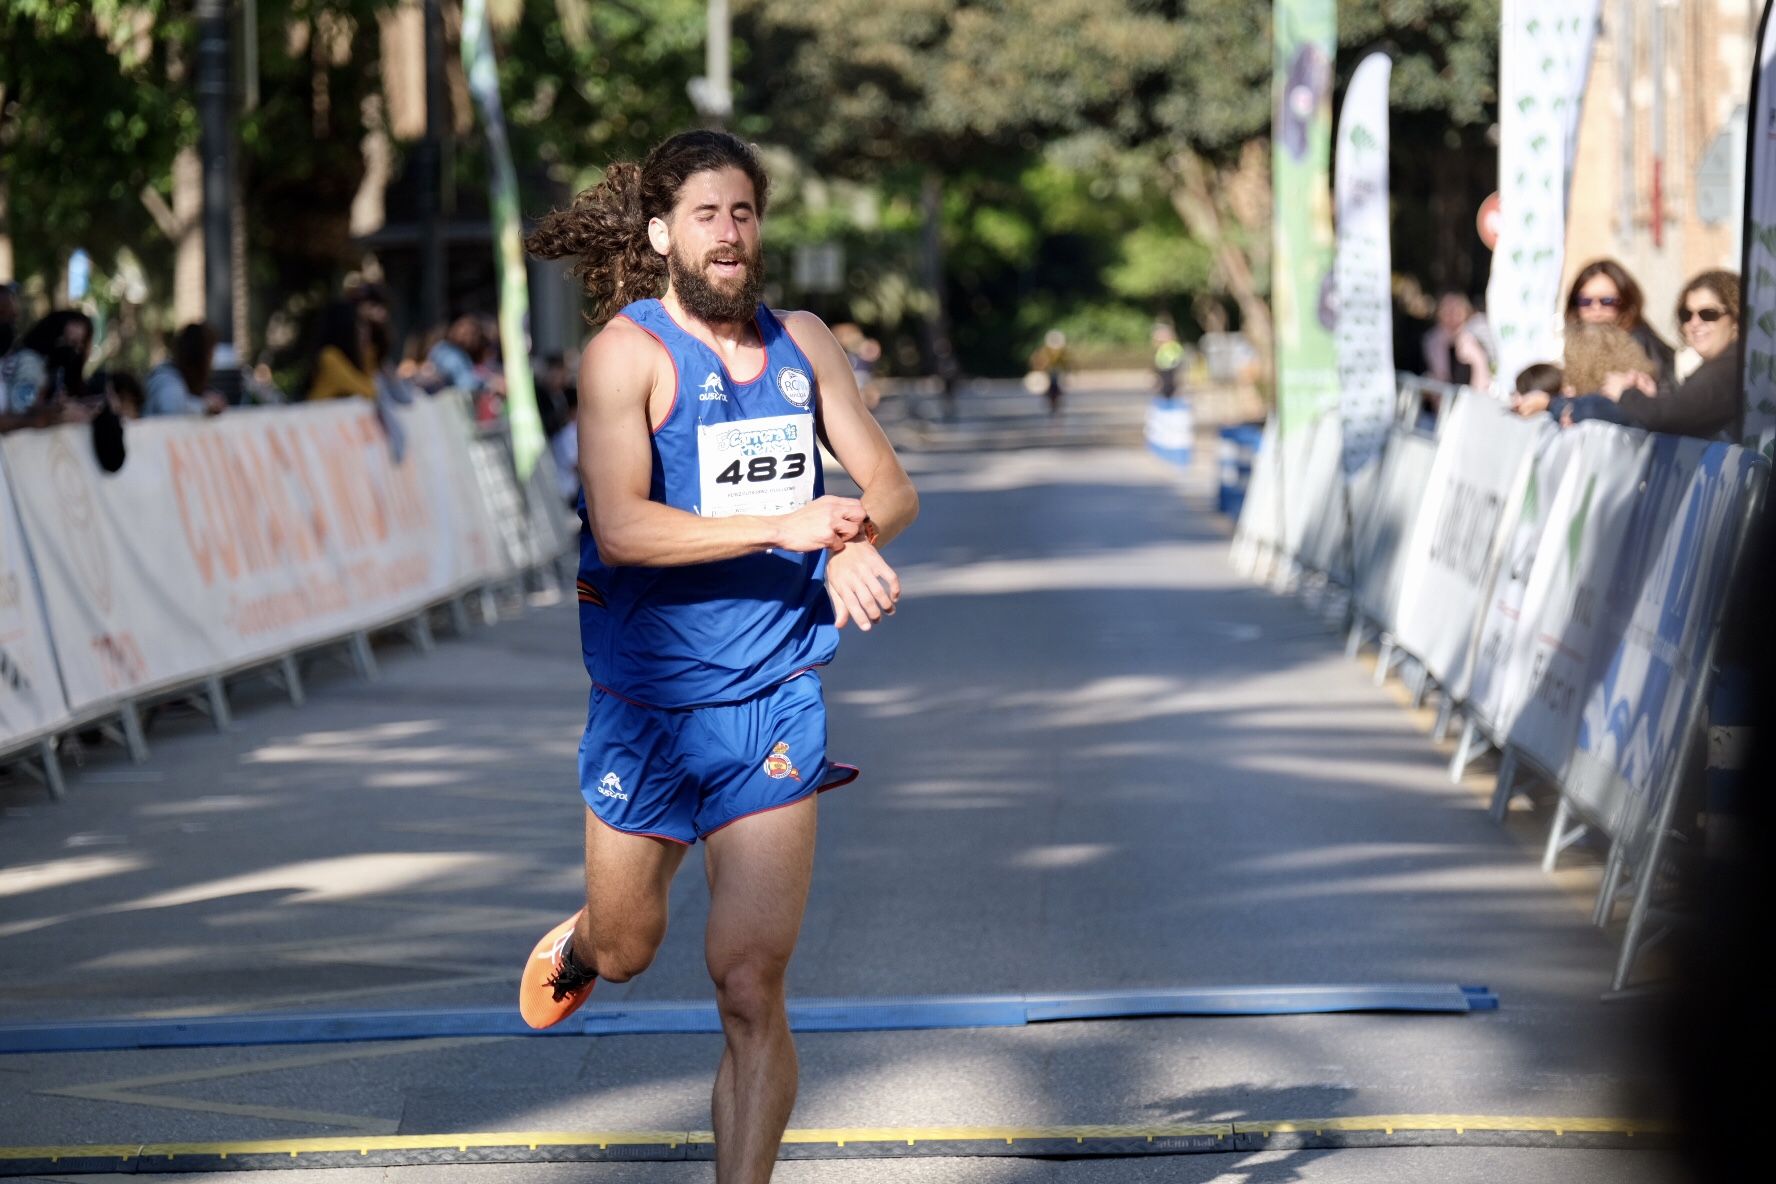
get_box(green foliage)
[495,0,704,195]
[1105,225,1214,303]
[0,2,190,287]
[0,0,1504,371]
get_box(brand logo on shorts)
[762,741,801,781]
[699,372,727,401]
[777,367,812,409]
[597,772,628,801]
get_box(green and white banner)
[1334,52,1393,476]
[1271,0,1338,442]
[1740,0,1776,456]
[1485,0,1600,396]
[462,0,545,483]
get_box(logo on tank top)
[777,367,812,409]
[762,741,802,781]
[698,372,727,401]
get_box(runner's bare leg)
[575,808,687,981]
[703,795,818,1183]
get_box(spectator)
[1560,270,1744,442]
[1563,322,1656,396]
[833,322,883,410]
[427,315,493,395]
[1509,323,1655,419]
[1564,258,1676,385]
[399,329,445,391]
[106,371,145,420]
[0,282,19,356]
[548,380,581,506]
[1510,363,1564,416]
[1152,322,1185,401]
[350,281,392,342]
[144,324,226,416]
[305,300,377,401]
[1421,291,1493,390]
[535,351,576,440]
[0,309,95,432]
[1028,329,1070,418]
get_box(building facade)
[1566,0,1761,339]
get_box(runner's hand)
[774,495,866,552]
[826,540,900,631]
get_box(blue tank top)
[577,299,838,708]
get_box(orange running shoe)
[519,910,596,1029]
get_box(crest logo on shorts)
[762,741,801,781]
[597,772,628,801]
[777,367,812,409]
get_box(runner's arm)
[578,321,865,567]
[784,311,919,546]
[784,312,918,630]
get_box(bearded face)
[668,236,765,324]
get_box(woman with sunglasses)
[1557,270,1743,441]
[1565,258,1676,385]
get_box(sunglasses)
[1575,295,1620,308]
[1680,307,1729,324]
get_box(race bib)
[696,414,816,518]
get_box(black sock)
[560,934,596,981]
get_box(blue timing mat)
[0,984,1497,1054]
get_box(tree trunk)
[919,169,957,382]
[0,172,13,284]
[1168,146,1274,398]
[174,146,205,325]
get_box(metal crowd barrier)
[0,392,575,800]
[1229,382,1769,993]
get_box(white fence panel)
[0,450,71,752]
[0,398,505,714]
[1457,427,1584,729]
[1392,391,1553,689]
[1496,424,1651,780]
[1351,428,1439,632]
[1565,440,1764,845]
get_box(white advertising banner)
[1391,391,1552,688]
[1497,423,1649,779]
[0,398,503,714]
[1486,0,1601,395]
[1334,52,1395,476]
[1285,410,1346,573]
[1231,417,1282,576]
[1351,428,1439,631]
[1740,0,1776,456]
[1565,441,1764,842]
[0,452,71,751]
[1458,426,1584,728]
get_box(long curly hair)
[1562,322,1655,395]
[526,131,770,325]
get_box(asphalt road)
[0,388,1682,1182]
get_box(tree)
[740,0,1502,377]
[0,2,189,293]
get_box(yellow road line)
[0,1116,1673,1162]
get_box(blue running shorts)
[578,672,859,845]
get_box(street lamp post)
[418,0,446,335]
[196,0,238,394]
[688,0,733,127]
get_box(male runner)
[518,130,918,1183]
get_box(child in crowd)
[1510,363,1562,416]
